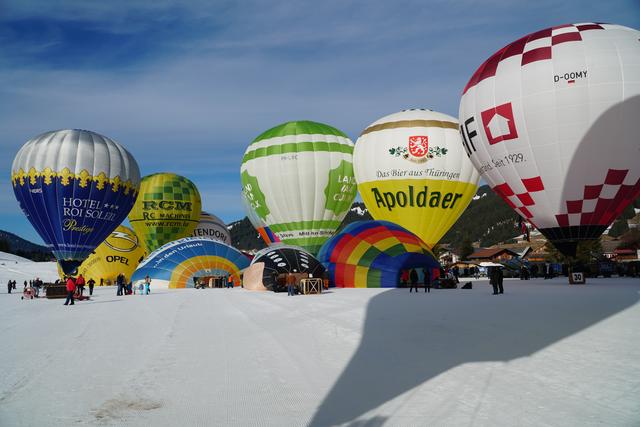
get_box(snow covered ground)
[1,277,639,426]
[0,252,59,285]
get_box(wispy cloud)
[1,0,638,243]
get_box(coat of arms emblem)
[388,136,448,163]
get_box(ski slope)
[0,252,58,285]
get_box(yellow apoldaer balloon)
[58,225,146,285]
[353,109,480,247]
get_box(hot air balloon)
[11,129,140,274]
[131,237,249,289]
[353,110,480,247]
[249,245,325,291]
[240,120,357,254]
[459,23,640,255]
[192,211,231,245]
[128,173,201,253]
[57,225,146,285]
[317,220,439,288]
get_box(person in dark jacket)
[6,280,11,294]
[422,268,431,293]
[497,267,504,294]
[87,278,95,296]
[409,269,419,292]
[64,276,76,305]
[490,268,499,295]
[116,273,125,296]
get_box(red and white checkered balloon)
[459,23,640,255]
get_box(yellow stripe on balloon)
[354,266,369,288]
[169,255,241,288]
[346,240,373,265]
[371,236,401,252]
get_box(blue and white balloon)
[11,129,140,274]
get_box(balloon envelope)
[317,220,439,288]
[11,129,140,274]
[57,225,146,285]
[240,121,357,254]
[354,109,480,247]
[128,173,202,254]
[131,237,249,289]
[251,245,325,291]
[192,211,231,245]
[459,23,640,255]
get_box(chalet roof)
[469,247,519,259]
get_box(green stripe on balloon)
[269,220,342,232]
[279,237,327,248]
[243,141,353,162]
[252,120,349,143]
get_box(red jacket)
[76,276,85,286]
[66,278,76,292]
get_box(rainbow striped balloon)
[317,220,439,288]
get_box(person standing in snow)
[75,274,85,297]
[490,268,499,295]
[400,270,409,287]
[144,275,151,295]
[409,269,419,293]
[116,273,125,296]
[64,276,76,306]
[497,267,504,294]
[422,268,431,293]
[286,272,296,296]
[87,278,95,296]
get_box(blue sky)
[1,0,638,245]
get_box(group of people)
[61,274,97,305]
[401,268,433,293]
[6,280,17,293]
[116,273,151,296]
[5,278,46,296]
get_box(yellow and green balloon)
[128,173,201,253]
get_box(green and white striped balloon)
[240,121,357,254]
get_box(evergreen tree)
[457,237,474,261]
[0,238,10,253]
[544,239,602,264]
[608,219,629,238]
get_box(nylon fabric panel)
[317,220,439,288]
[354,110,480,248]
[240,121,357,254]
[131,238,249,288]
[11,129,140,274]
[459,23,640,252]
